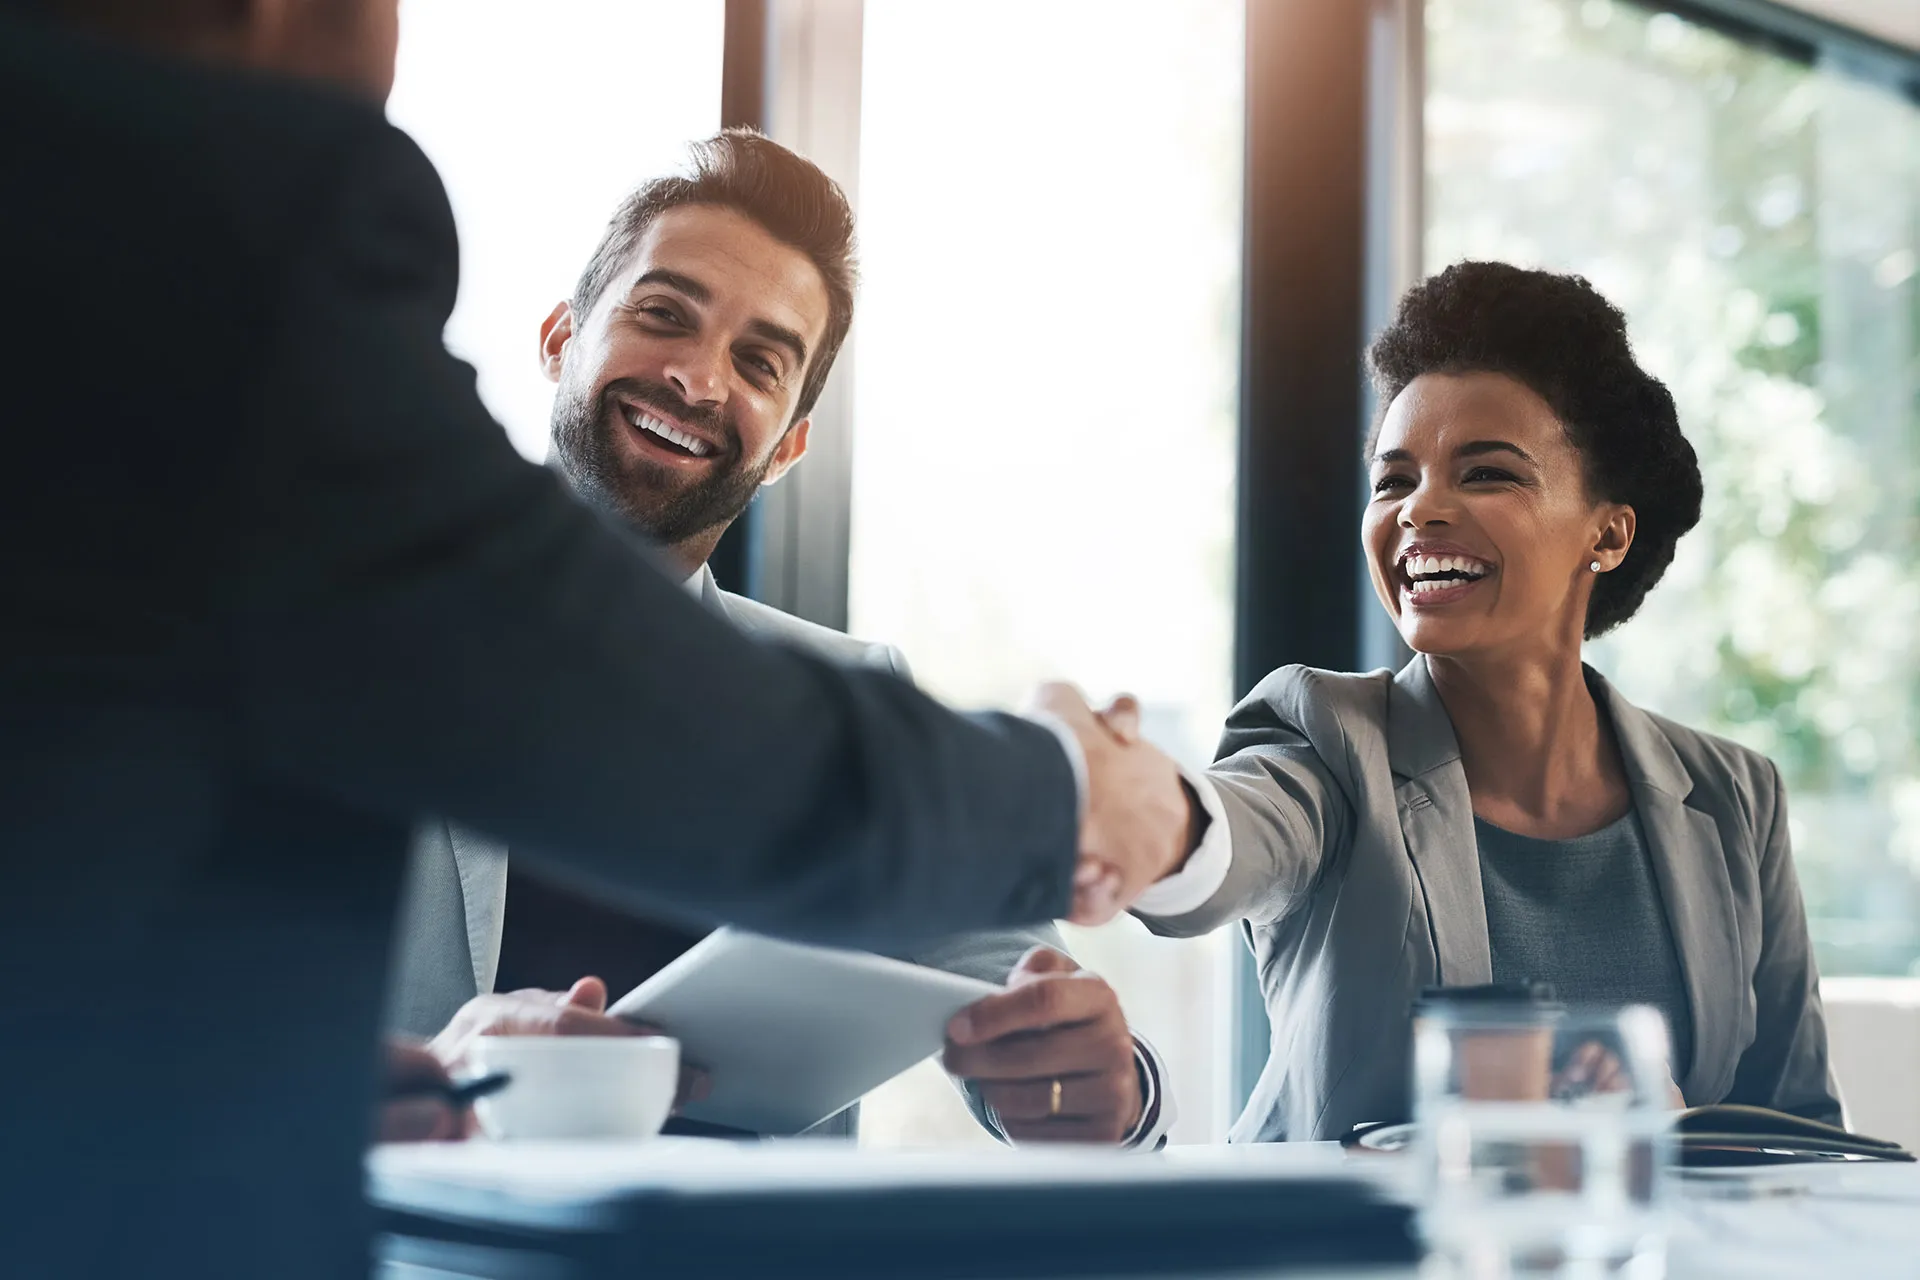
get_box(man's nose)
[663,339,729,408]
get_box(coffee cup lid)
[1412,981,1562,1021]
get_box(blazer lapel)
[448,825,509,997]
[1388,656,1491,986]
[1592,670,1742,1104]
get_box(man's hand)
[1030,683,1191,925]
[942,947,1143,1145]
[379,1039,475,1143]
[429,975,709,1107]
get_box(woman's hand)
[1555,1040,1685,1108]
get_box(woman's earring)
[1589,560,1602,573]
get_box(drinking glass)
[1413,998,1675,1278]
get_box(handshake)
[1032,682,1205,926]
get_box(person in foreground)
[389,131,1173,1150]
[0,3,1195,1277]
[1136,261,1840,1142]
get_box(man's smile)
[616,396,721,465]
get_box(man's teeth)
[632,411,713,457]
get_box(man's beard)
[550,375,777,548]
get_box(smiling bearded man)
[387,130,1179,1151]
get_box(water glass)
[1413,999,1675,1278]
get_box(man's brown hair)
[573,128,858,423]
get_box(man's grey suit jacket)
[1141,656,1840,1143]
[389,566,1061,1132]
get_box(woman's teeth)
[631,411,713,458]
[1403,554,1492,594]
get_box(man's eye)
[739,352,778,379]
[638,305,683,326]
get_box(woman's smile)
[1396,540,1497,608]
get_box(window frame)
[715,0,1920,1123]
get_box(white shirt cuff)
[1021,709,1088,818]
[1129,769,1231,918]
[978,1028,1176,1151]
[1121,1030,1177,1150]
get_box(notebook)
[369,1139,1420,1278]
[1344,1104,1914,1167]
[1675,1104,1915,1166]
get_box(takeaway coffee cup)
[1412,981,1562,1102]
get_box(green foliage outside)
[1426,0,1920,973]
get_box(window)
[387,0,727,459]
[846,0,1247,1145]
[1426,0,1920,974]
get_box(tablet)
[607,929,999,1136]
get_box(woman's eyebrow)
[1456,440,1535,464]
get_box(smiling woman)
[1134,261,1841,1144]
[1366,262,1703,645]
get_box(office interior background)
[387,0,1920,1149]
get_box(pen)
[388,1070,512,1109]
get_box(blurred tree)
[1426,0,1920,973]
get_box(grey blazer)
[1141,656,1839,1142]
[387,567,1061,1131]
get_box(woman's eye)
[1372,474,1411,494]
[1465,466,1516,483]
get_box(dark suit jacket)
[0,15,1076,1278]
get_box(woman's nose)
[1398,481,1452,529]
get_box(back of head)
[573,128,859,423]
[13,0,399,99]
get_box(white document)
[607,928,999,1136]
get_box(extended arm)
[1135,667,1354,937]
[230,126,1078,951]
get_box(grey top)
[1476,811,1695,1082]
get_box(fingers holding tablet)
[942,946,1143,1145]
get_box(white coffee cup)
[462,1036,680,1141]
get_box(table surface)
[370,1139,1920,1279]
[1215,1158,1920,1280]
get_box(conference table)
[369,1138,1920,1278]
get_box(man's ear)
[1591,504,1636,573]
[538,301,575,385]
[759,418,812,488]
